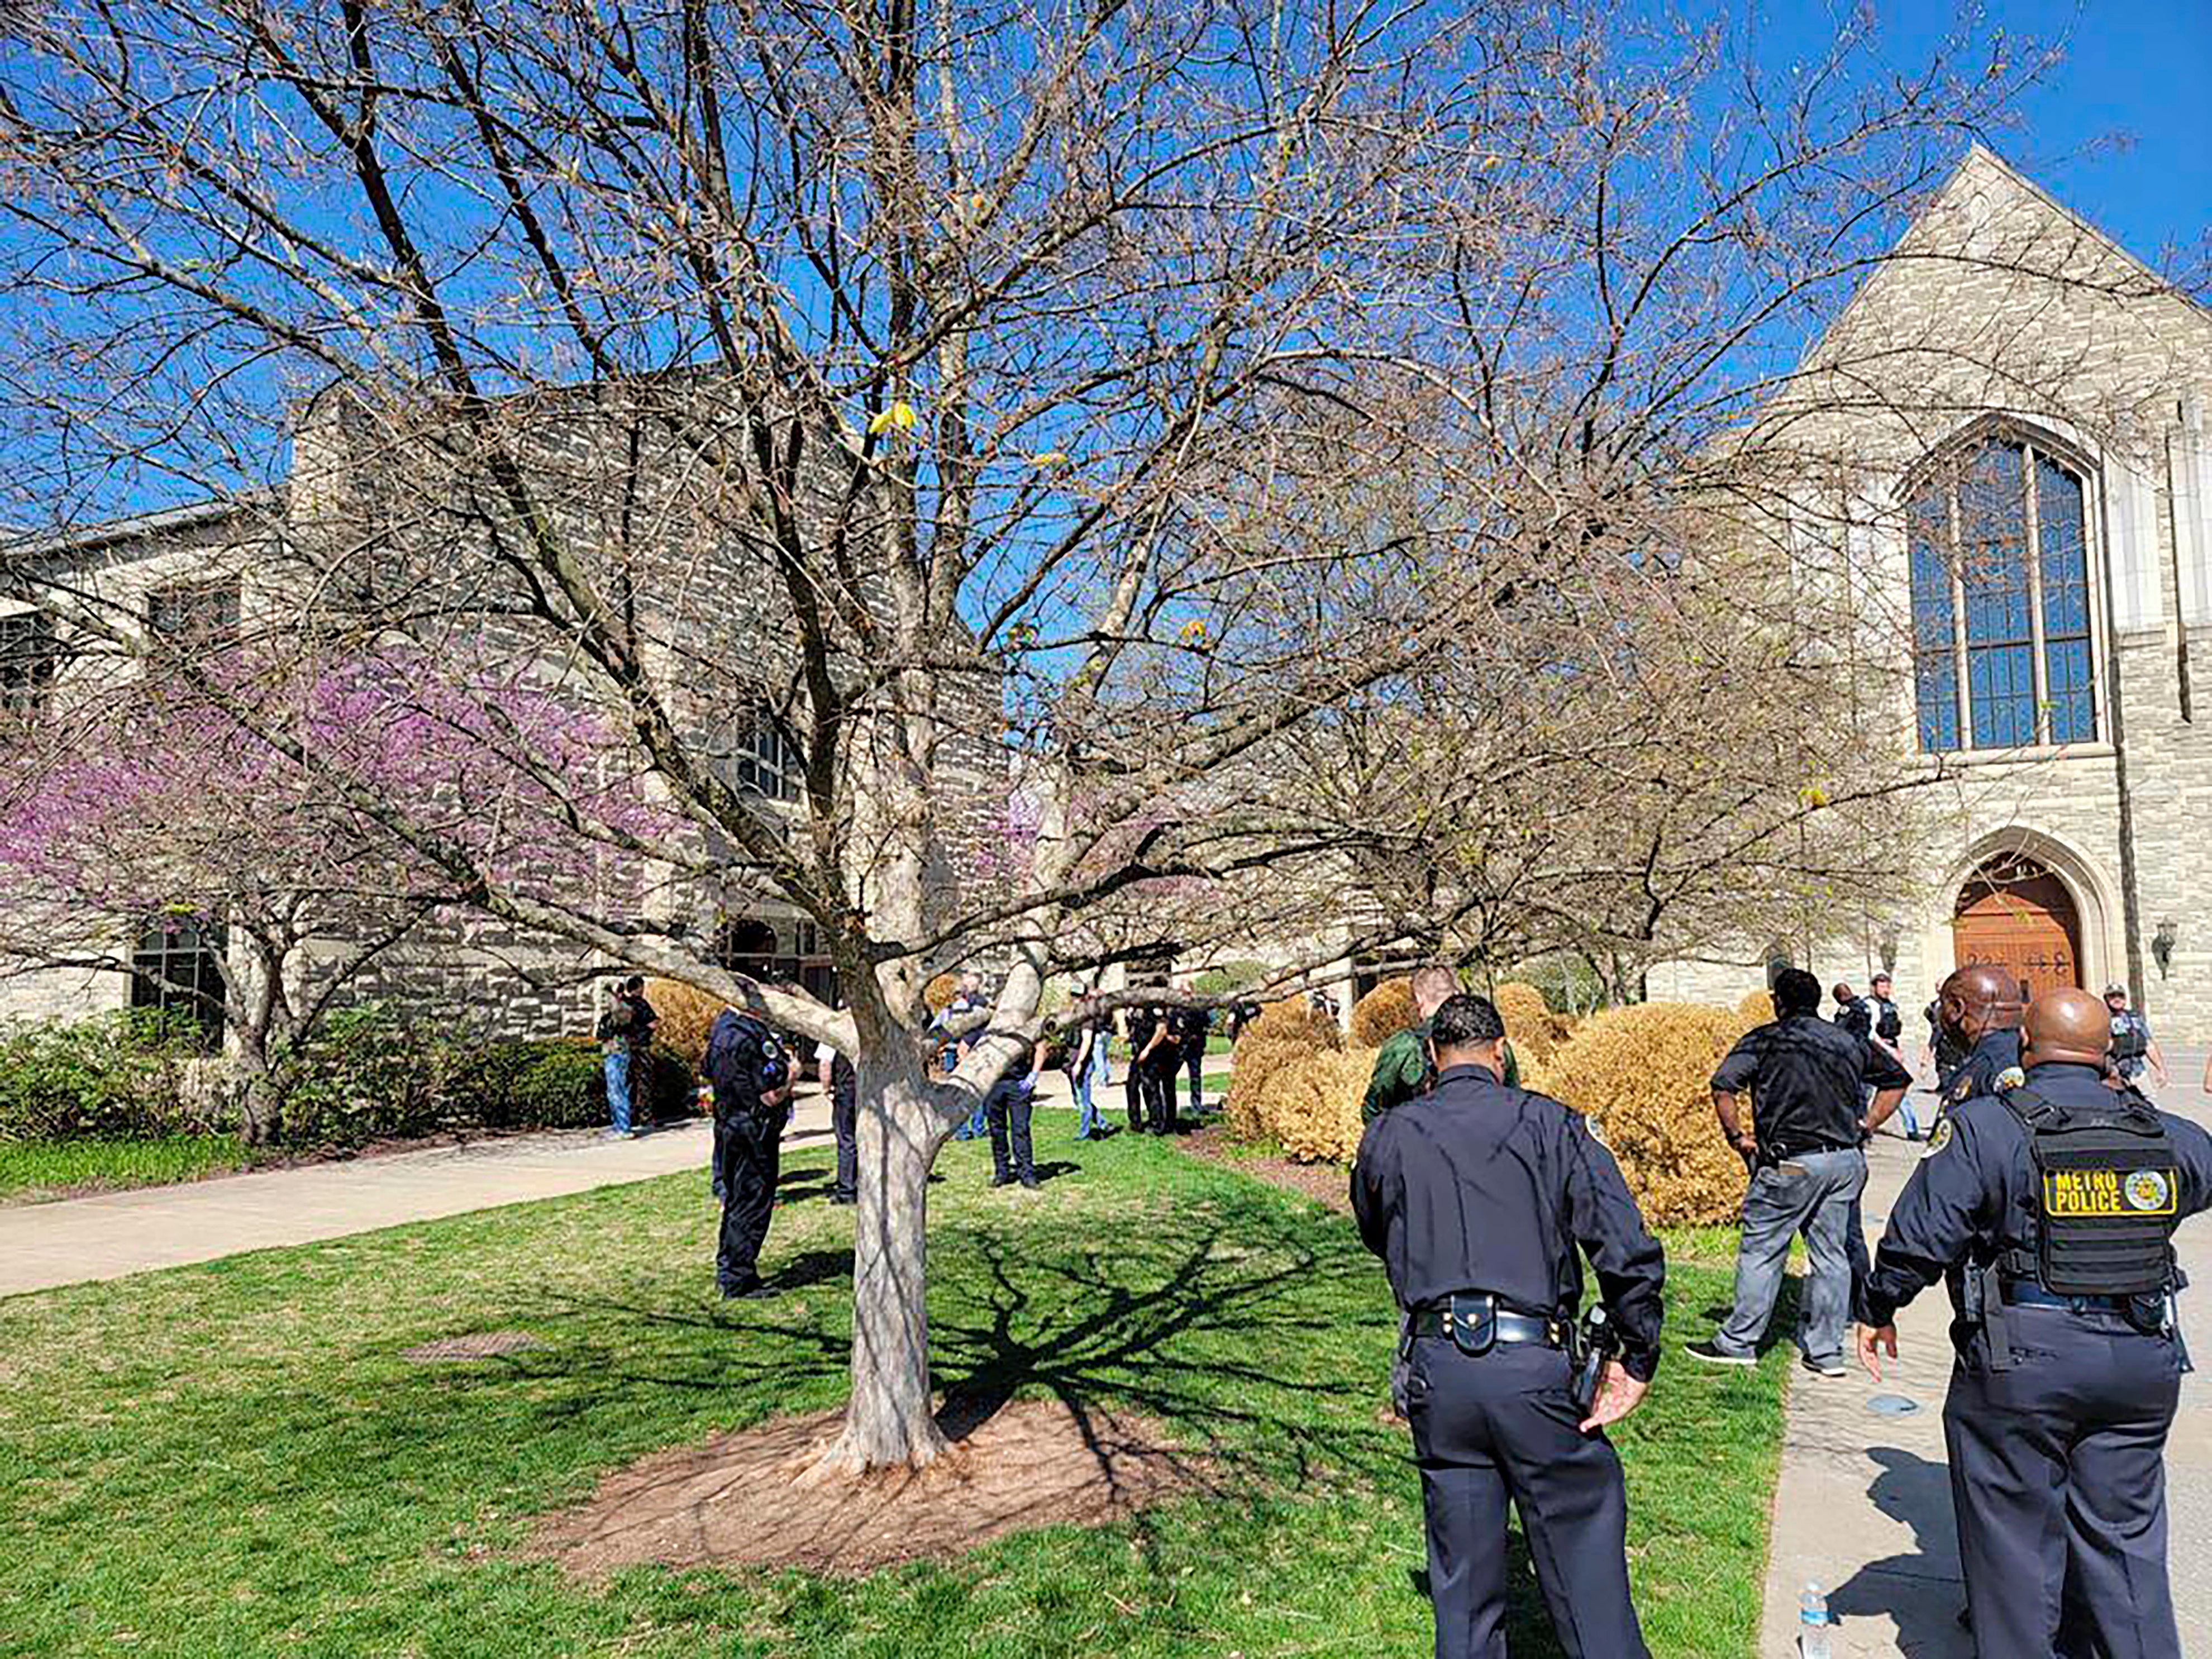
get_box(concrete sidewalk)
[0,1097,840,1300]
[1758,1055,2212,1656]
[0,1063,1172,1302]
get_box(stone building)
[0,386,1008,1046]
[1650,146,2212,1047]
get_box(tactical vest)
[2111,1013,2149,1065]
[2001,1086,2180,1298]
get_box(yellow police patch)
[2042,1167,2178,1219]
[1923,1119,1954,1158]
[1995,1066,2025,1093]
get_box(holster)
[1971,1262,2016,1374]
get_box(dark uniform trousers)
[1125,1058,1147,1132]
[1404,1338,1649,1659]
[714,1110,781,1289]
[1140,1058,1180,1134]
[831,1089,859,1201]
[1945,1306,2184,1659]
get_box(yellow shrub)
[1350,979,1418,1047]
[1259,1046,1377,1165]
[1494,981,1568,1066]
[643,978,726,1068]
[1223,1033,1316,1141]
[1737,988,1774,1024]
[1540,1002,1757,1226]
[1244,996,1343,1051]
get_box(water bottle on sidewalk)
[1798,1581,1832,1658]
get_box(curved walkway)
[1758,1052,2211,1655]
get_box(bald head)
[2022,986,2114,1070]
[1409,965,1458,1018]
[1939,964,2024,1049]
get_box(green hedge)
[0,1012,214,1143]
[0,1007,698,1152]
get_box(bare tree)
[0,1,2160,1480]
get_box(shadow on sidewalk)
[1824,1446,1971,1658]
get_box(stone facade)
[1650,147,2212,1046]
[0,387,1008,1042]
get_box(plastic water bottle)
[1798,1581,1832,1658]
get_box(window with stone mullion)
[2034,455,2096,743]
[1959,442,2037,750]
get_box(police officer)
[1121,1001,1159,1133]
[2105,983,2169,1093]
[1934,964,2024,1115]
[1866,972,1919,1139]
[1858,986,2212,1657]
[1687,967,1910,1377]
[704,1005,793,1299]
[1352,993,1666,1659]
[1174,1000,1211,1121]
[1134,999,1183,1134]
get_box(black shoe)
[721,1278,779,1301]
[830,1191,856,1206]
[991,1173,1014,1188]
[1683,1339,1756,1367]
[1019,1174,1040,1189]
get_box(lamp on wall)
[2152,921,2176,980]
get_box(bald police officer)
[1353,994,1666,1659]
[705,1006,793,1299]
[1933,963,2024,1113]
[1859,986,2212,1657]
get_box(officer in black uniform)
[1858,986,2212,1658]
[1933,963,2024,1115]
[1122,1002,1159,1134]
[704,1006,793,1299]
[1175,1001,1211,1121]
[1352,994,1666,1659]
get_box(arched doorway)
[1952,852,2083,1000]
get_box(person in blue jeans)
[1686,967,1910,1377]
[1066,994,1111,1140]
[595,976,656,1138]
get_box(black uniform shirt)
[1171,1004,1210,1050]
[1862,1061,2212,1333]
[1351,1065,1667,1381]
[1836,998,1872,1042]
[1710,1015,1912,1156]
[1938,1027,2022,1113]
[1124,1005,1160,1051]
[704,1012,788,1113]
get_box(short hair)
[1429,993,1506,1050]
[1774,968,1823,1016]
[2104,983,2128,999]
[1870,972,1891,987]
[1409,965,1458,1007]
[623,974,645,993]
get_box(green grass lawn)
[0,1133,250,1203]
[0,1133,1787,1658]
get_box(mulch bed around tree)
[1180,1124,1351,1213]
[525,1396,1214,1578]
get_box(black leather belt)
[1405,1300,1565,1348]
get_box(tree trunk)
[813,1061,951,1474]
[235,1045,281,1146]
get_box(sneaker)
[1801,1355,1849,1379]
[1683,1339,1757,1367]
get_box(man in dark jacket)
[1935,964,2025,1114]
[704,1007,792,1299]
[1353,993,1665,1659]
[1687,967,1910,1377]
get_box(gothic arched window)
[1906,434,2096,752]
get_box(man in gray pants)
[1686,967,1911,1377]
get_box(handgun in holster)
[1569,1305,1618,1416]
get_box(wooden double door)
[1952,856,2083,1002]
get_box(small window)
[730,704,800,802]
[147,579,241,650]
[0,610,59,717]
[130,914,227,1048]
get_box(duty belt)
[1405,1293,1566,1351]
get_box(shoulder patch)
[1923,1118,1954,1159]
[1995,1066,2024,1093]
[1949,1073,1977,1104]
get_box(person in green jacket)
[1362,965,1519,1121]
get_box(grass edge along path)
[0,1133,250,1203]
[0,1133,1786,1658]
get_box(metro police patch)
[1995,1066,2024,1093]
[1923,1119,1954,1159]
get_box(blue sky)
[1753,0,2211,272]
